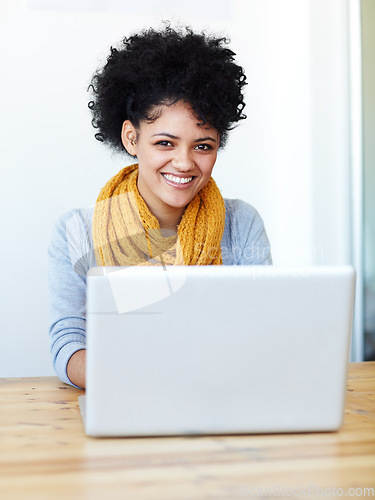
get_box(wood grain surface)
[0,362,374,499]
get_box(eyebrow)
[152,133,217,143]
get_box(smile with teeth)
[161,173,194,184]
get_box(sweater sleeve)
[48,209,95,388]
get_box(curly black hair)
[88,24,247,153]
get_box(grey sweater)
[48,199,272,387]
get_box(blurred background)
[0,0,374,377]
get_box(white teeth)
[162,174,193,184]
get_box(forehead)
[140,101,216,134]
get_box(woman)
[48,26,272,389]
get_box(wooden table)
[0,363,374,499]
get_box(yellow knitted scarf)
[92,164,225,266]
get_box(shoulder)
[224,198,265,232]
[50,207,94,248]
[49,207,95,274]
[222,198,272,265]
[51,207,94,235]
[224,198,260,216]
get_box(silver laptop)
[79,265,355,437]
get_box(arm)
[67,349,87,388]
[48,209,95,389]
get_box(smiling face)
[121,100,220,230]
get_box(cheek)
[141,149,169,166]
[137,151,161,171]
[200,156,217,176]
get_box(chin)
[165,196,194,209]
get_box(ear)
[121,120,138,156]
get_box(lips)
[161,173,195,185]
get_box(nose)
[171,147,194,172]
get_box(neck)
[154,206,186,231]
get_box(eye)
[155,140,173,147]
[195,143,213,151]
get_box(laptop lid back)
[83,265,355,436]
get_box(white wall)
[0,0,352,377]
